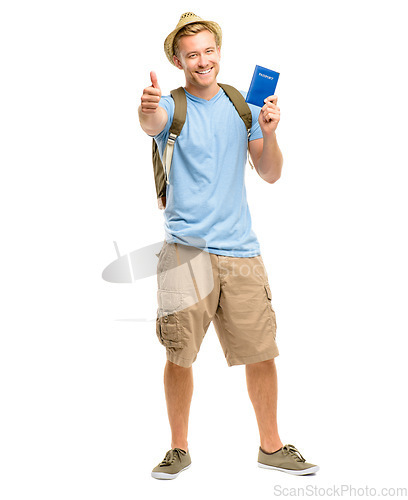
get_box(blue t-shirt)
[154,86,263,257]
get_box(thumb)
[150,71,160,89]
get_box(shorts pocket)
[156,310,183,349]
[264,284,277,339]
[156,289,184,349]
[157,289,184,314]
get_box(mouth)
[196,67,213,76]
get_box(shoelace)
[159,448,186,467]
[282,444,306,462]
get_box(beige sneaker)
[151,448,191,480]
[258,444,319,475]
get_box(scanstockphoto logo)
[102,237,269,322]
[101,237,214,322]
[273,484,408,497]
[102,240,168,284]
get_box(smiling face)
[173,29,221,98]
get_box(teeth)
[197,68,211,74]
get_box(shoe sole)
[151,463,191,480]
[258,462,320,475]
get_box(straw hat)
[164,12,222,66]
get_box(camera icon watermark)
[102,237,213,322]
[102,236,270,322]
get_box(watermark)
[273,484,407,497]
[218,259,265,279]
[102,237,212,321]
[102,237,269,322]
[101,238,265,283]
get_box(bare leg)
[164,360,193,451]
[245,358,283,453]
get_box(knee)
[247,358,275,369]
[166,360,192,371]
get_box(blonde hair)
[173,22,220,59]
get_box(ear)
[173,55,183,70]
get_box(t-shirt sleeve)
[153,95,175,159]
[240,90,263,142]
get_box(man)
[138,12,319,479]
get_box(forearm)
[256,132,283,183]
[138,105,167,136]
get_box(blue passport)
[246,65,280,108]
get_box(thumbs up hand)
[140,71,162,114]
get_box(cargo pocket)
[155,289,184,350]
[264,284,277,339]
[156,311,183,349]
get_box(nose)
[197,53,209,67]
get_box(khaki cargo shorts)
[155,240,279,368]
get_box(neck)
[184,81,220,101]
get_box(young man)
[138,12,319,479]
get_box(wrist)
[262,129,277,141]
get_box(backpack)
[152,83,254,210]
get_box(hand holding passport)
[246,65,280,131]
[246,65,280,108]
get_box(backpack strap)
[218,83,255,169]
[162,87,187,185]
[218,83,252,134]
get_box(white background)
[1,0,408,498]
